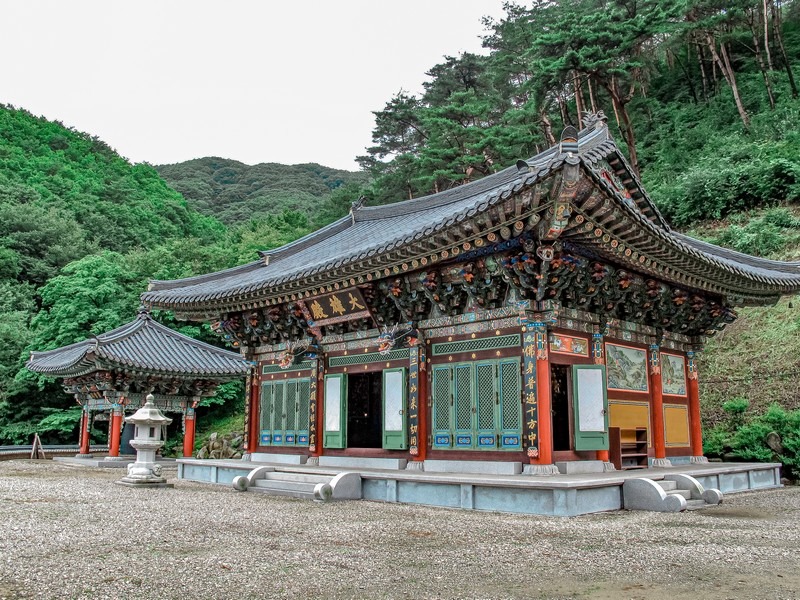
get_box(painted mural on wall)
[549,334,589,357]
[661,353,687,396]
[605,343,648,392]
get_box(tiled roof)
[26,309,250,379]
[143,126,612,307]
[141,120,800,310]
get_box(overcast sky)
[3,1,509,171]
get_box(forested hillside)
[155,158,366,225]
[3,0,800,467]
[0,106,314,444]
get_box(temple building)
[141,115,800,475]
[26,308,250,458]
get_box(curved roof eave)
[26,312,250,379]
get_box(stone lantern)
[116,394,173,488]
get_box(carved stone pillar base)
[405,461,424,471]
[104,456,129,462]
[651,458,673,468]
[602,462,616,472]
[690,455,709,464]
[522,463,561,476]
[306,456,320,466]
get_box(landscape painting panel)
[605,344,648,392]
[661,353,687,396]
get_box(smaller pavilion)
[26,308,250,458]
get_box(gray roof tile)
[27,310,250,378]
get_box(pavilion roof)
[26,309,251,379]
[141,116,800,314]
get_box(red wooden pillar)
[78,405,90,455]
[246,367,260,455]
[535,344,553,466]
[686,351,707,463]
[592,333,610,464]
[532,322,557,472]
[183,402,197,457]
[648,345,672,467]
[108,405,123,457]
[416,344,428,462]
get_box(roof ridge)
[136,316,251,359]
[147,261,263,292]
[674,232,800,274]
[28,338,92,360]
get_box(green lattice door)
[284,380,299,444]
[431,359,522,450]
[498,359,522,449]
[475,362,497,449]
[453,363,474,448]
[432,365,453,448]
[259,383,275,445]
[324,373,347,448]
[272,382,286,444]
[260,378,311,447]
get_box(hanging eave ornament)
[279,338,322,369]
[377,323,420,355]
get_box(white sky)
[2,0,509,171]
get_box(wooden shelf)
[609,427,649,470]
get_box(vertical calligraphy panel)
[522,331,539,459]
[308,359,319,453]
[408,346,421,456]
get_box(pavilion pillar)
[648,345,672,468]
[592,333,613,469]
[78,404,91,457]
[108,403,124,458]
[686,351,708,463]
[522,321,559,475]
[183,399,198,458]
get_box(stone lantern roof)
[125,395,173,427]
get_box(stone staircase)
[231,466,361,502]
[622,473,724,512]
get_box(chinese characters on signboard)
[306,288,372,327]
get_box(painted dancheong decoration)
[138,114,800,475]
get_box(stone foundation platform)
[177,457,782,517]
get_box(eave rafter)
[564,164,792,305]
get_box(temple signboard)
[306,287,372,327]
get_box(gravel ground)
[1,460,798,600]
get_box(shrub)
[730,404,800,480]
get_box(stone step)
[253,479,320,493]
[666,488,692,500]
[248,485,319,500]
[685,499,709,511]
[264,472,334,484]
[656,480,677,492]
[555,460,605,475]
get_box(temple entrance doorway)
[347,372,382,448]
[551,364,572,451]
